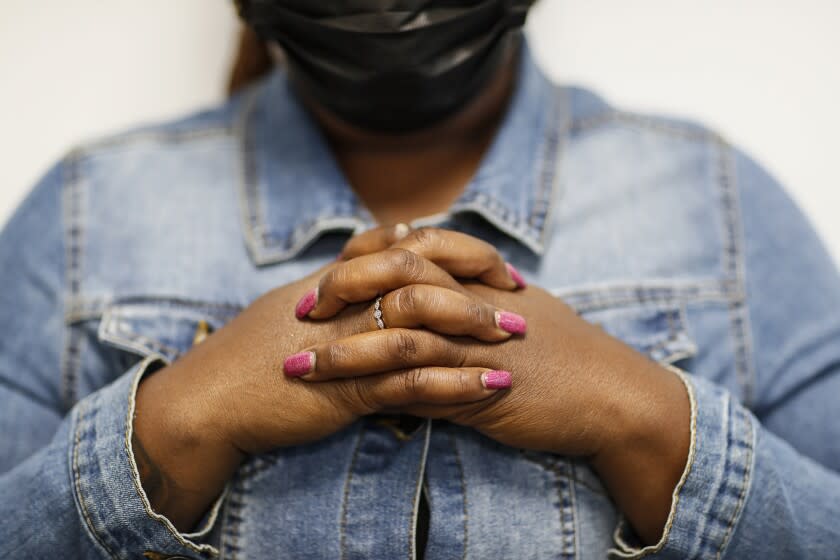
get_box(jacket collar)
[237,40,569,266]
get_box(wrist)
[133,362,243,530]
[591,359,692,544]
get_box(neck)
[292,43,521,225]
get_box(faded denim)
[2,41,840,559]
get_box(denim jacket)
[3,41,840,559]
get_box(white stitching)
[72,400,120,559]
[713,407,755,558]
[61,153,84,411]
[716,140,757,405]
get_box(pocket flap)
[97,299,241,362]
[578,305,697,365]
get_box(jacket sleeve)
[611,146,840,559]
[0,159,221,559]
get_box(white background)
[2,1,839,261]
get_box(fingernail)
[506,263,527,289]
[496,311,527,334]
[482,370,512,390]
[295,288,318,319]
[283,351,315,377]
[393,223,410,240]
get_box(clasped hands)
[136,225,691,542]
[272,225,676,460]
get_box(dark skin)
[133,39,690,546]
[276,41,517,224]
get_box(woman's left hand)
[291,226,694,544]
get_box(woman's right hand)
[132,229,524,530]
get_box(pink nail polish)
[295,288,318,319]
[482,370,512,390]
[496,311,527,334]
[505,263,527,289]
[283,351,315,377]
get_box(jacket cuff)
[609,366,756,559]
[71,354,222,559]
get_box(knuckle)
[451,342,468,368]
[323,343,351,370]
[403,367,429,398]
[387,330,419,365]
[454,371,473,396]
[345,378,378,413]
[394,284,421,314]
[465,301,487,325]
[391,248,423,279]
[409,227,437,248]
[354,379,380,412]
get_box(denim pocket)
[556,284,700,365]
[96,299,242,363]
[578,304,697,365]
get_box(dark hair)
[227,26,274,95]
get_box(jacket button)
[192,319,211,346]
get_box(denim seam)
[570,111,720,142]
[66,299,109,323]
[220,481,246,560]
[570,294,726,314]
[236,89,376,265]
[716,140,756,405]
[448,196,546,254]
[237,85,372,265]
[553,280,736,313]
[259,216,369,265]
[233,454,286,479]
[710,403,755,559]
[98,310,183,360]
[645,308,696,363]
[124,355,220,557]
[68,296,245,324]
[528,86,570,248]
[561,462,577,560]
[74,127,233,155]
[519,456,578,558]
[521,452,605,496]
[71,400,120,559]
[339,424,366,560]
[409,423,433,560]
[234,87,264,266]
[607,365,699,559]
[449,432,469,560]
[107,296,245,314]
[568,468,581,560]
[61,328,84,411]
[61,153,84,411]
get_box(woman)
[2,2,839,558]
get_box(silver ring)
[373,296,386,329]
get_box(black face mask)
[237,1,534,133]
